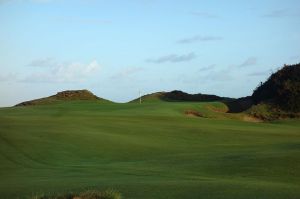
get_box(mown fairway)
[0,101,300,199]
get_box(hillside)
[222,63,300,120]
[132,90,232,103]
[247,63,300,120]
[252,63,300,111]
[15,90,109,106]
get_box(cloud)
[111,67,143,79]
[177,35,223,44]
[146,52,197,64]
[190,11,219,18]
[23,59,100,83]
[290,55,300,60]
[198,64,216,72]
[0,73,17,82]
[238,57,257,67]
[262,9,299,18]
[248,69,272,77]
[263,9,289,18]
[27,57,56,67]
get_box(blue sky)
[0,0,300,106]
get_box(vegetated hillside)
[132,90,233,103]
[15,90,108,106]
[252,63,300,111]
[248,63,300,120]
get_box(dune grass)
[0,101,300,199]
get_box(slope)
[15,90,110,106]
[248,63,300,120]
[0,101,299,199]
[131,90,232,103]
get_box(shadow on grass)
[223,96,254,113]
[30,189,121,199]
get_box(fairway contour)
[0,98,300,199]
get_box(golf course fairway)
[0,101,300,199]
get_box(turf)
[0,101,300,199]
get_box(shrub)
[252,63,300,112]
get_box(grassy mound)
[15,90,109,106]
[31,189,121,199]
[131,90,231,103]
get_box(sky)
[0,0,300,106]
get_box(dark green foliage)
[161,90,226,102]
[132,90,232,103]
[247,103,300,121]
[224,96,254,113]
[252,63,300,112]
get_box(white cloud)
[146,53,197,64]
[85,60,99,74]
[177,35,223,44]
[238,57,257,67]
[23,59,101,83]
[111,67,143,79]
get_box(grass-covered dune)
[15,90,110,106]
[0,100,300,198]
[130,90,232,103]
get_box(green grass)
[0,101,300,198]
[30,189,121,199]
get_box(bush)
[247,103,300,121]
[252,63,300,112]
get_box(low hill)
[132,90,233,103]
[15,90,108,106]
[245,63,300,120]
[252,63,300,111]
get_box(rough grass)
[247,103,300,120]
[0,101,300,199]
[30,189,121,199]
[15,90,110,106]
